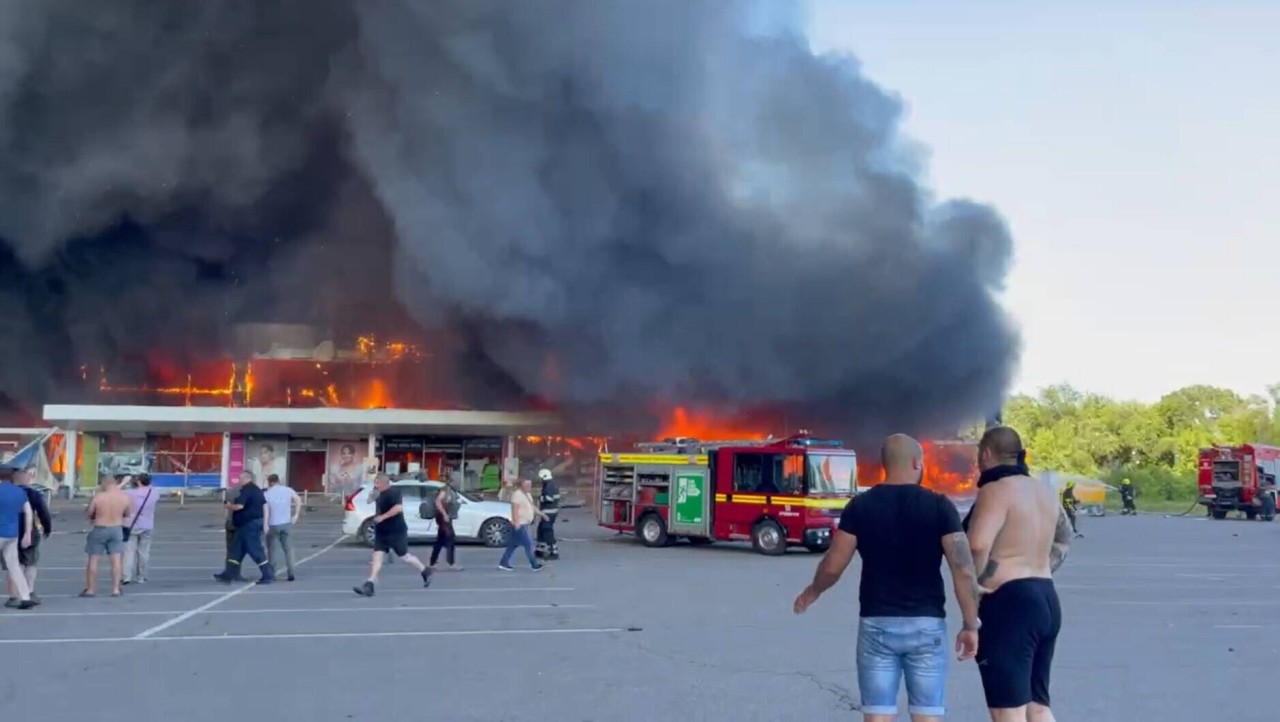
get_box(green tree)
[1000,382,1280,501]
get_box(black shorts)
[976,577,1062,709]
[1,538,39,570]
[373,533,409,557]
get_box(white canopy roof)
[43,405,559,437]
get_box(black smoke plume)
[0,0,1019,441]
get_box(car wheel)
[358,519,376,548]
[637,513,669,547]
[751,519,786,556]
[479,518,512,547]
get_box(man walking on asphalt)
[83,474,131,597]
[794,434,981,722]
[214,470,274,585]
[964,426,1072,722]
[4,467,51,606]
[0,469,35,609]
[354,473,432,597]
[499,478,547,572]
[122,472,158,585]
[264,473,300,581]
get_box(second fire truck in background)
[1199,443,1279,520]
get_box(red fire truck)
[1198,444,1279,520]
[596,432,858,555]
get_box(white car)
[342,480,514,548]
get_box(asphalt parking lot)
[2,501,1277,721]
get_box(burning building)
[40,322,560,494]
[2,2,1019,491]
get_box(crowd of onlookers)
[0,467,163,607]
[0,466,49,609]
[2,463,569,609]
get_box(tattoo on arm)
[945,532,975,570]
[942,532,983,618]
[1050,507,1073,572]
[1050,544,1067,572]
[977,559,999,586]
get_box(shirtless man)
[83,475,132,597]
[964,427,1072,722]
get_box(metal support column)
[219,432,232,489]
[459,440,467,491]
[500,436,518,500]
[64,430,78,497]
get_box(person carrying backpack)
[429,480,462,571]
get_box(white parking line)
[1056,583,1267,590]
[55,586,575,598]
[39,566,270,571]
[1096,600,1280,606]
[33,572,545,583]
[1,604,594,619]
[0,627,624,645]
[132,534,347,639]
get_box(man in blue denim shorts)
[796,434,983,721]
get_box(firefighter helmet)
[537,469,553,481]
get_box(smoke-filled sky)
[0,0,1019,439]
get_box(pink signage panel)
[226,434,246,488]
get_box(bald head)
[979,426,1024,470]
[880,434,924,484]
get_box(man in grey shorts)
[83,475,131,597]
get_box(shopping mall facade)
[24,405,560,496]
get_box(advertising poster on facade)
[326,440,369,496]
[244,435,288,485]
[228,435,289,487]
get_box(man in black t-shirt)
[354,474,432,597]
[214,470,274,584]
[795,434,982,721]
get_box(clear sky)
[806,0,1279,403]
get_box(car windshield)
[807,453,856,495]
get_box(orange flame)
[656,406,769,442]
[359,379,392,409]
[858,440,978,497]
[92,334,434,409]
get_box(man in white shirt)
[263,474,301,581]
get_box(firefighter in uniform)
[535,469,561,560]
[1259,468,1277,521]
[1062,480,1083,538]
[1119,477,1137,516]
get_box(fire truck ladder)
[634,431,843,455]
